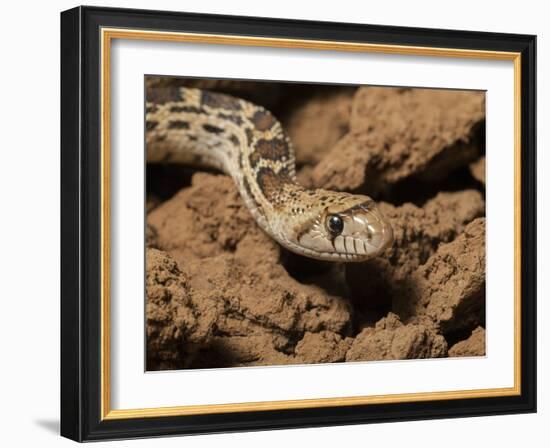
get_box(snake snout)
[323,207,393,261]
[364,208,393,253]
[365,216,393,255]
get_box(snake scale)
[146,87,393,262]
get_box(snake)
[146,86,393,262]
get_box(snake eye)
[326,214,344,235]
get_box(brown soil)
[145,78,486,370]
[449,327,486,357]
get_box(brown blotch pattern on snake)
[251,109,277,131]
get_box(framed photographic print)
[60,6,536,442]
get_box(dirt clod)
[346,313,448,361]
[312,87,485,196]
[449,326,486,357]
[284,88,355,166]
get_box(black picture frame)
[61,5,536,442]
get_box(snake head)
[291,192,394,262]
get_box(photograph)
[144,77,487,371]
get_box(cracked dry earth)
[145,78,487,370]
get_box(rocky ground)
[145,77,486,370]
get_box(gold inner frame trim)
[100,27,522,421]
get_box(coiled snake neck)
[146,87,393,261]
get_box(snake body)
[146,87,393,262]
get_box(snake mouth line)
[281,235,391,262]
